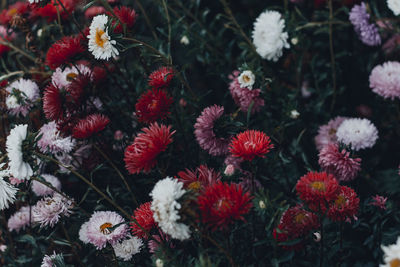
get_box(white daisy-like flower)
[88,15,119,60]
[238,70,255,89]
[113,235,143,261]
[150,177,191,241]
[5,78,39,117]
[381,236,400,267]
[28,0,41,3]
[290,109,300,119]
[0,163,17,210]
[180,35,189,45]
[388,0,400,16]
[252,10,290,62]
[37,121,75,154]
[41,251,64,267]
[32,193,74,228]
[51,64,92,88]
[336,118,378,151]
[6,124,33,180]
[31,174,61,197]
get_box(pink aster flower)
[51,64,92,88]
[228,70,264,114]
[369,61,400,100]
[315,116,347,151]
[7,206,32,232]
[318,143,361,182]
[147,229,174,254]
[194,105,230,156]
[32,194,74,228]
[224,154,244,171]
[31,174,62,196]
[80,211,128,250]
[369,195,387,210]
[37,121,75,154]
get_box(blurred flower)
[224,154,244,171]
[33,193,73,228]
[198,182,252,231]
[194,105,230,156]
[387,0,400,15]
[327,185,359,221]
[318,143,361,182]
[7,206,32,232]
[229,130,274,161]
[0,2,29,25]
[238,175,262,193]
[88,14,119,60]
[0,164,17,210]
[37,122,75,154]
[150,177,191,240]
[6,124,33,180]
[113,235,143,261]
[238,70,255,90]
[349,2,381,46]
[135,89,173,123]
[224,164,235,176]
[124,123,175,174]
[301,80,312,98]
[72,114,110,139]
[382,34,400,55]
[32,0,76,22]
[111,6,137,34]
[369,61,400,100]
[336,118,378,151]
[31,174,61,197]
[0,245,6,252]
[179,98,187,107]
[315,116,348,151]
[80,211,128,249]
[259,200,266,209]
[41,252,64,267]
[369,195,387,210]
[45,36,85,70]
[355,104,372,118]
[290,110,300,119]
[5,78,39,117]
[148,230,173,254]
[85,6,106,19]
[381,236,400,267]
[180,35,189,45]
[177,165,221,192]
[156,259,164,267]
[0,26,15,56]
[252,10,290,61]
[313,232,321,242]
[114,130,124,141]
[291,37,299,45]
[43,84,64,121]
[148,67,174,88]
[130,202,156,239]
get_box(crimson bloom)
[130,202,157,239]
[198,182,252,230]
[46,36,85,70]
[124,123,175,174]
[32,0,76,22]
[0,2,29,25]
[43,84,63,121]
[72,114,110,139]
[327,186,359,222]
[148,67,174,88]
[295,171,339,212]
[177,165,221,192]
[111,6,137,34]
[229,130,274,161]
[135,89,173,123]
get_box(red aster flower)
[124,123,175,174]
[327,186,359,222]
[135,89,173,123]
[148,67,174,89]
[111,6,137,34]
[43,84,63,121]
[130,202,157,239]
[295,171,339,212]
[369,195,387,210]
[198,182,252,231]
[229,130,274,161]
[177,165,221,192]
[32,0,75,22]
[45,36,85,70]
[92,66,107,84]
[67,73,90,105]
[0,2,29,25]
[84,6,106,19]
[72,113,110,139]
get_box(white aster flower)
[32,193,74,228]
[388,0,400,16]
[336,118,378,151]
[0,163,17,210]
[180,35,189,45]
[88,15,119,60]
[290,109,300,119]
[5,96,19,109]
[381,236,400,267]
[5,78,40,117]
[113,235,143,261]
[6,124,33,180]
[150,177,191,241]
[238,70,255,89]
[252,10,290,61]
[37,121,75,154]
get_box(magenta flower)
[314,116,347,151]
[369,195,387,210]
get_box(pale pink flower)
[37,122,75,154]
[31,174,61,196]
[32,194,73,228]
[7,206,32,232]
[315,116,347,151]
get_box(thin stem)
[134,0,158,40]
[328,0,337,112]
[0,40,36,62]
[161,0,172,64]
[54,0,64,36]
[201,230,237,267]
[295,21,349,31]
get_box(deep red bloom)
[177,165,221,192]
[229,130,274,161]
[43,84,63,121]
[148,67,174,89]
[0,27,14,56]
[32,0,75,22]
[111,6,137,34]
[0,2,29,25]
[124,123,175,174]
[135,89,173,123]
[295,171,339,212]
[328,186,359,222]
[67,74,90,105]
[130,202,157,239]
[45,36,85,70]
[198,182,252,230]
[72,114,110,139]
[84,6,106,19]
[92,66,107,84]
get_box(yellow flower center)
[390,259,400,267]
[100,222,113,235]
[242,75,251,83]
[8,8,17,16]
[148,99,159,110]
[188,181,201,191]
[328,128,336,135]
[46,200,54,205]
[95,28,107,48]
[335,195,346,208]
[294,213,306,224]
[310,181,326,191]
[66,72,78,82]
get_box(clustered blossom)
[349,2,381,46]
[45,36,85,69]
[130,202,157,239]
[72,113,110,139]
[336,118,378,151]
[369,61,400,100]
[135,89,173,123]
[327,185,359,221]
[0,25,15,56]
[315,116,347,151]
[177,165,221,192]
[238,70,256,90]
[113,235,143,261]
[41,252,64,267]
[229,130,273,161]
[32,194,74,228]
[37,121,75,154]
[370,195,388,210]
[148,67,174,88]
[5,78,40,117]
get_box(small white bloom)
[291,37,299,45]
[6,124,33,180]
[5,78,40,117]
[388,0,400,16]
[37,29,43,38]
[88,15,119,60]
[113,235,143,261]
[5,96,19,109]
[252,10,290,61]
[37,121,76,154]
[313,232,321,242]
[290,110,300,119]
[258,200,266,209]
[0,245,6,252]
[381,236,400,267]
[180,35,189,45]
[336,118,378,151]
[28,0,41,3]
[0,163,17,210]
[238,70,255,89]
[150,177,191,241]
[155,259,164,267]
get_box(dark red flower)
[84,6,106,19]
[43,84,63,121]
[67,73,91,105]
[92,66,107,84]
[32,0,76,22]
[130,202,157,239]
[135,89,173,123]
[124,123,175,174]
[45,36,85,70]
[177,165,221,192]
[229,130,274,161]
[111,6,136,34]
[0,2,29,25]
[198,182,252,231]
[72,113,110,139]
[327,186,359,222]
[148,67,174,89]
[295,171,339,212]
